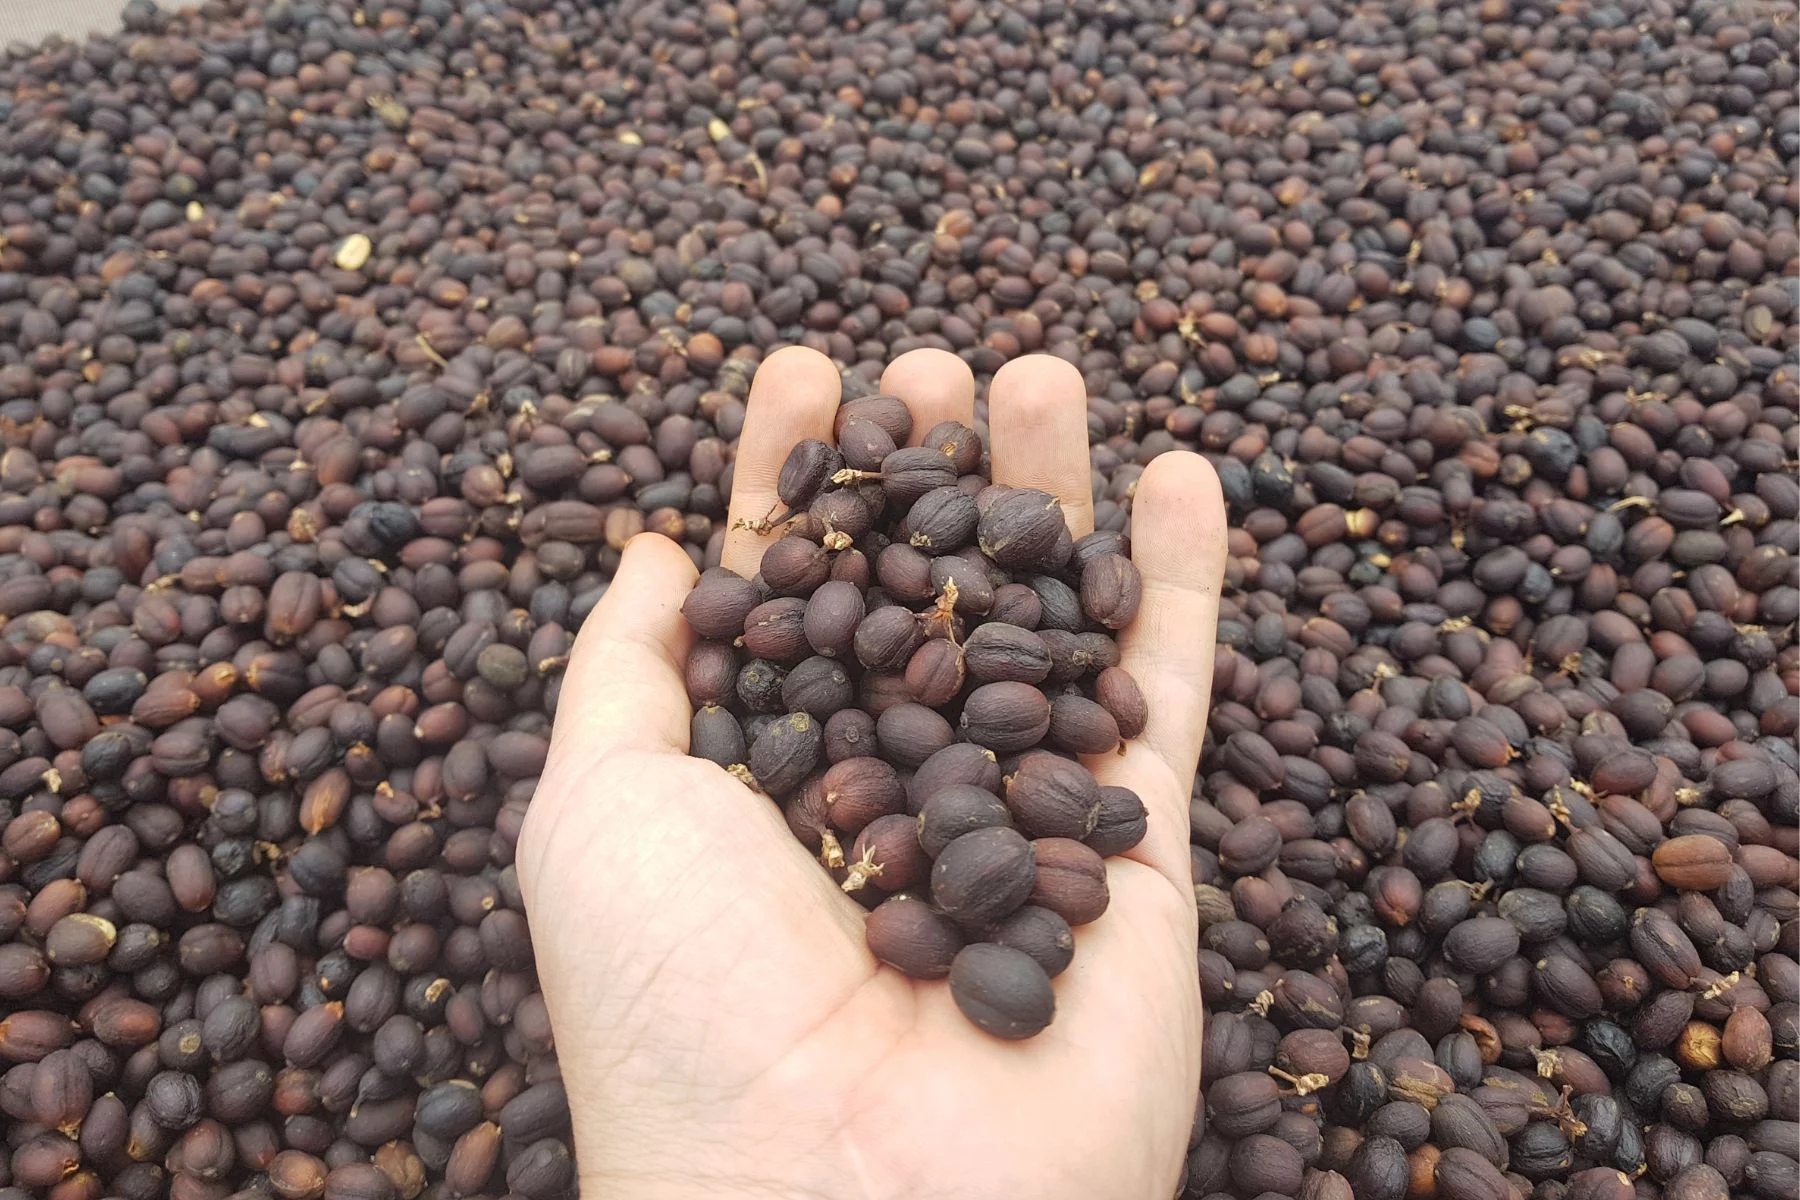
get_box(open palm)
[518,347,1227,1200]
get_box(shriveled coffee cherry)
[747,712,821,797]
[853,606,923,672]
[760,536,830,595]
[962,623,1053,684]
[874,703,954,769]
[919,421,984,474]
[875,542,936,604]
[690,706,747,770]
[843,814,927,894]
[809,489,873,548]
[904,486,979,554]
[1004,752,1101,839]
[927,556,994,616]
[948,943,1055,1039]
[906,742,1002,812]
[859,447,959,507]
[959,681,1052,753]
[823,709,877,763]
[992,905,1076,977]
[780,656,854,718]
[802,581,865,659]
[740,598,809,663]
[681,569,761,640]
[822,757,906,837]
[775,439,842,515]
[864,895,962,979]
[930,827,1037,930]
[684,641,739,707]
[1093,666,1148,740]
[903,639,965,708]
[1079,553,1142,630]
[977,488,1067,570]
[838,418,897,471]
[835,394,912,447]
[1046,693,1121,755]
[917,785,1015,857]
[1027,838,1111,926]
[1085,786,1148,856]
[735,659,788,714]
[784,777,845,869]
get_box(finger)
[1094,451,1226,885]
[722,345,842,576]
[879,348,976,444]
[987,354,1094,536]
[550,532,699,764]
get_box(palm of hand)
[519,348,1227,1200]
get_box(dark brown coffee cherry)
[948,943,1055,1039]
[905,486,979,554]
[962,623,1053,685]
[802,581,866,660]
[903,639,965,708]
[1079,553,1142,630]
[960,681,1052,753]
[977,488,1067,570]
[1046,693,1121,755]
[864,896,962,979]
[760,536,830,596]
[690,706,747,770]
[991,905,1076,977]
[775,439,843,514]
[1085,786,1148,856]
[1027,838,1110,926]
[843,814,928,894]
[681,569,761,640]
[853,606,923,672]
[747,712,822,797]
[906,743,1003,813]
[930,827,1037,930]
[822,757,906,837]
[1093,667,1148,741]
[916,785,1015,857]
[919,421,984,474]
[1004,752,1101,839]
[835,395,913,448]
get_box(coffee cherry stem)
[1697,969,1740,1000]
[1267,1066,1330,1095]
[840,845,882,893]
[918,580,963,644]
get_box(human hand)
[517,346,1227,1200]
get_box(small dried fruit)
[959,681,1052,753]
[1004,752,1101,840]
[948,943,1055,1039]
[1651,835,1734,890]
[990,906,1075,977]
[976,488,1066,570]
[682,569,762,640]
[917,785,1014,857]
[747,712,823,797]
[864,896,963,979]
[843,815,927,895]
[1027,838,1110,926]
[930,827,1037,930]
[1093,667,1148,741]
[1079,553,1142,629]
